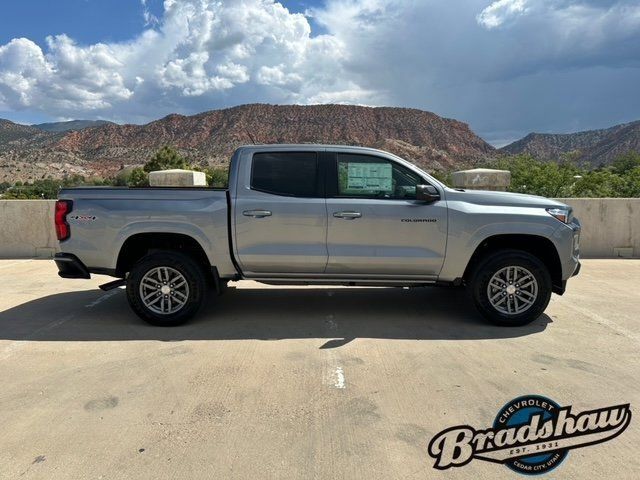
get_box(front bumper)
[554,260,581,295]
[554,216,581,280]
[54,253,90,279]
[572,261,581,277]
[551,217,581,295]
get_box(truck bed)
[57,186,236,277]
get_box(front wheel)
[126,251,208,326]
[469,249,552,326]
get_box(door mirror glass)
[416,184,440,203]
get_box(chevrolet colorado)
[54,145,581,326]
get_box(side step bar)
[99,279,126,291]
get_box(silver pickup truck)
[54,145,581,327]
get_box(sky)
[0,0,639,146]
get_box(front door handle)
[243,210,272,218]
[333,211,362,220]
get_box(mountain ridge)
[500,120,640,166]
[1,105,639,183]
[0,119,43,143]
[0,104,495,182]
[33,119,115,133]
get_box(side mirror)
[416,184,440,203]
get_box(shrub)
[143,146,190,173]
[480,152,640,198]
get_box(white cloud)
[477,0,529,28]
[0,0,375,122]
[306,86,379,105]
[0,0,639,141]
[256,65,302,87]
[140,0,159,27]
[312,0,640,138]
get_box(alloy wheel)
[139,266,190,315]
[486,266,538,315]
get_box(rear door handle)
[333,211,362,220]
[243,210,272,218]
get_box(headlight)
[546,207,572,224]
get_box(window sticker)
[342,162,393,194]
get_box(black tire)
[126,251,208,326]
[468,249,552,326]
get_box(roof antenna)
[245,129,256,145]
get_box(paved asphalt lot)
[0,259,638,479]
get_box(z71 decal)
[69,215,97,222]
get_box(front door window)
[337,154,422,200]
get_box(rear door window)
[251,152,319,197]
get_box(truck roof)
[232,143,440,187]
[235,144,389,155]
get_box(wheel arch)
[463,234,563,294]
[115,232,216,285]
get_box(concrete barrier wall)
[0,200,58,258]
[555,198,640,258]
[0,198,638,259]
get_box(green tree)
[620,167,640,197]
[488,154,579,197]
[572,170,626,197]
[126,168,149,187]
[430,169,452,186]
[610,151,640,175]
[3,179,56,199]
[143,146,190,173]
[203,167,229,188]
[2,189,29,199]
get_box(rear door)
[233,150,328,274]
[325,152,448,277]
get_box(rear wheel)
[126,251,207,326]
[469,249,552,326]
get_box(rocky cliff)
[500,120,640,167]
[0,104,495,182]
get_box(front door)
[325,153,448,277]
[234,151,328,274]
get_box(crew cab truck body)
[54,145,581,326]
